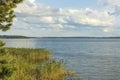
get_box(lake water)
[2,38,120,80]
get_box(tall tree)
[0,0,23,31]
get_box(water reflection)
[2,39,37,48]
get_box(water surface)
[2,38,120,80]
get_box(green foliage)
[0,63,16,79]
[0,41,5,47]
[0,41,16,79]
[0,0,23,31]
[2,48,74,80]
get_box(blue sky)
[37,0,98,9]
[0,0,120,37]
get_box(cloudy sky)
[0,0,120,37]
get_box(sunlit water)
[1,38,120,80]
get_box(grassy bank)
[0,48,74,80]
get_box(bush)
[0,41,16,79]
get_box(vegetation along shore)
[0,42,74,80]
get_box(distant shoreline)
[1,35,120,39]
[0,35,34,39]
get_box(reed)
[0,48,74,80]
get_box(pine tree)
[0,0,23,79]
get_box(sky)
[0,0,120,37]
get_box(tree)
[0,0,23,79]
[0,0,23,31]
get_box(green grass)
[0,48,74,80]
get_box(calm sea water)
[2,38,120,80]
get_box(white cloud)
[98,0,120,34]
[13,0,115,31]
[41,16,54,23]
[29,0,35,3]
[50,24,64,29]
[68,8,115,26]
[99,0,120,16]
[103,28,110,32]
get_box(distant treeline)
[0,35,29,39]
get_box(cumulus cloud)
[13,0,115,31]
[67,8,115,26]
